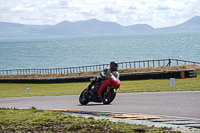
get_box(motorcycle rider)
[86,61,119,94]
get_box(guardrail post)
[139,61,140,68]
[153,60,155,67]
[134,62,136,68]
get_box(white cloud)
[0,0,199,28]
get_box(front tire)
[102,89,116,104]
[79,89,89,105]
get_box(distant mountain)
[0,16,199,38]
[42,19,153,36]
[0,22,51,38]
[43,19,123,36]
[156,16,200,33]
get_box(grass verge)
[0,108,180,133]
[0,69,199,98]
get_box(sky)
[0,0,200,28]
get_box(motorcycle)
[79,73,121,105]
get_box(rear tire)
[79,89,89,105]
[102,89,116,104]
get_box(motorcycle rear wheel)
[102,88,116,104]
[79,89,89,105]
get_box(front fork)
[107,86,115,93]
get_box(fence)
[0,59,200,75]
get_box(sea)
[0,32,200,70]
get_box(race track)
[0,91,200,119]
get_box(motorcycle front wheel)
[79,89,89,105]
[102,88,116,104]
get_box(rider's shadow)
[78,103,112,106]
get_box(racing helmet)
[110,61,118,71]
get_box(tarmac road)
[0,91,200,119]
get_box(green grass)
[0,70,199,97]
[0,82,89,97]
[119,69,200,93]
[118,77,200,93]
[0,108,180,133]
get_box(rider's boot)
[85,77,98,95]
[85,82,94,95]
[86,83,92,92]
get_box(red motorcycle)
[79,74,121,105]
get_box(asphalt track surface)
[0,91,200,120]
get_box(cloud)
[155,4,171,10]
[0,0,199,28]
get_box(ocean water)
[0,32,200,70]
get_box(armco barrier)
[119,69,196,80]
[0,69,197,83]
[0,76,94,84]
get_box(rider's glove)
[100,68,111,79]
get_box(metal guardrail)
[0,59,200,75]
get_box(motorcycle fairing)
[97,75,120,100]
[97,80,110,100]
